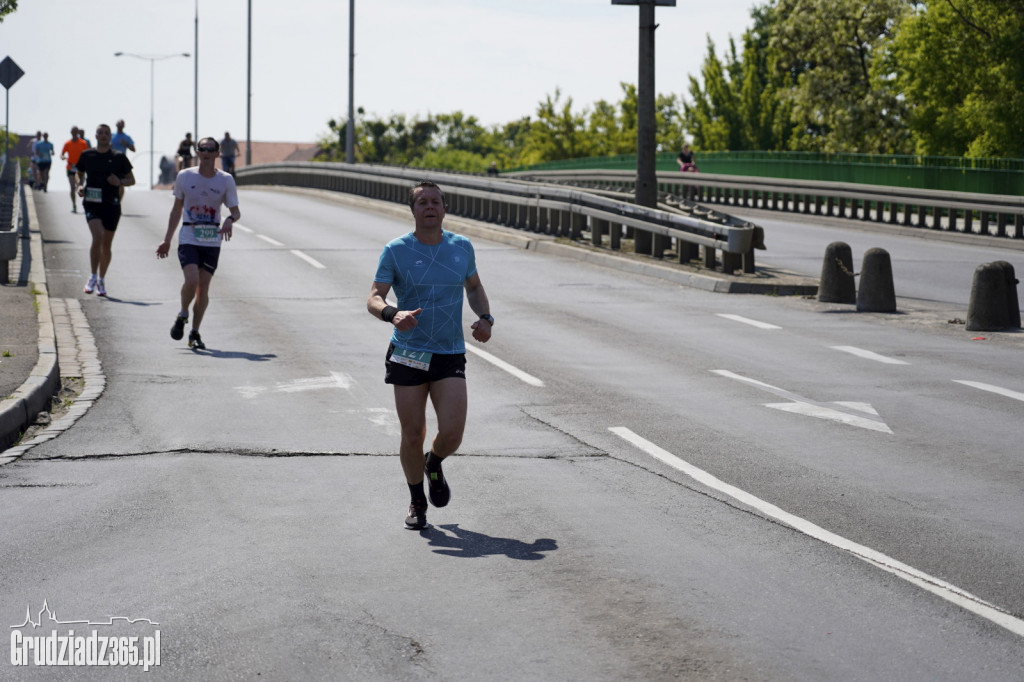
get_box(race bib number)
[84,187,102,203]
[390,347,432,371]
[193,225,220,243]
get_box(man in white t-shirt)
[156,136,241,350]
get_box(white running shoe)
[96,279,107,297]
[84,275,97,294]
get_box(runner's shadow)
[422,524,557,560]
[189,347,277,361]
[100,296,157,307]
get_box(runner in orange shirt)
[61,126,90,213]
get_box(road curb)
[0,187,60,464]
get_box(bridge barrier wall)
[508,170,1024,241]
[235,162,760,275]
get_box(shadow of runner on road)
[422,524,558,560]
[188,347,278,361]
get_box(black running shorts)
[177,243,222,274]
[84,202,122,231]
[384,343,466,386]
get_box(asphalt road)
[1,186,1022,680]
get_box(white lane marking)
[953,380,1024,403]
[465,344,544,387]
[233,223,253,233]
[257,234,285,246]
[291,249,326,269]
[831,346,909,365]
[609,426,1024,639]
[716,314,781,330]
[712,369,893,433]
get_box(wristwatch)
[479,314,494,326]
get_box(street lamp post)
[113,51,191,189]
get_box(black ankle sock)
[409,481,427,506]
[425,451,444,472]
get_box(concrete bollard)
[818,241,856,303]
[856,248,897,312]
[966,261,1021,331]
[994,261,1021,329]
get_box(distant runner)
[77,123,135,297]
[157,136,240,351]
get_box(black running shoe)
[425,457,451,508]
[170,315,187,341]
[188,330,206,350]
[405,502,428,530]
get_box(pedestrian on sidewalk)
[156,136,240,351]
[367,181,494,530]
[78,123,135,297]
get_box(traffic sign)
[0,57,24,90]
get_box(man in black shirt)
[78,123,135,296]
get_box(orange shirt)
[61,138,89,170]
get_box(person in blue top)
[111,120,135,201]
[33,132,55,192]
[368,181,494,530]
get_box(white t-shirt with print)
[173,167,239,247]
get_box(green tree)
[682,5,791,152]
[0,1,17,22]
[890,0,1024,157]
[769,0,913,153]
[522,89,592,163]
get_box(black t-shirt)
[78,149,133,205]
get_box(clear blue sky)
[0,0,756,179]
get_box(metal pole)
[194,0,199,146]
[149,58,155,189]
[346,0,355,164]
[634,1,658,255]
[246,0,252,166]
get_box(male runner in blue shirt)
[368,181,494,530]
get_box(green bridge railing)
[512,151,1024,196]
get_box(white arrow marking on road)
[831,346,909,365]
[716,314,781,330]
[712,369,893,434]
[608,426,1024,639]
[465,344,544,387]
[236,371,354,398]
[953,380,1024,403]
[233,223,252,233]
[291,249,326,269]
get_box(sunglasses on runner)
[197,145,217,152]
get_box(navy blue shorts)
[177,243,221,274]
[385,344,466,386]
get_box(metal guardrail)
[0,158,20,283]
[508,169,1024,240]
[236,162,760,274]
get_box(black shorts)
[178,243,222,274]
[37,161,51,171]
[384,343,466,386]
[84,202,121,231]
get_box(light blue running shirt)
[374,230,478,354]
